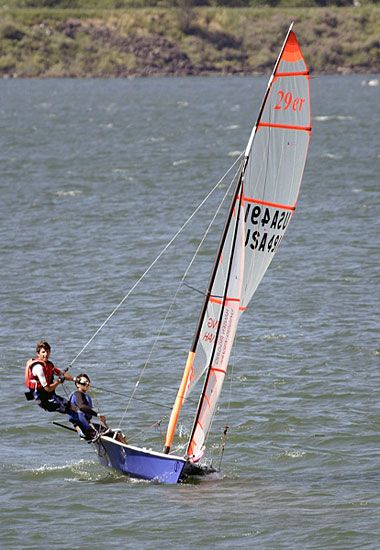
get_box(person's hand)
[98,415,106,424]
[58,375,65,383]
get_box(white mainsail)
[164,25,311,459]
[241,30,311,309]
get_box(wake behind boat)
[56,23,311,483]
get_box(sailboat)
[86,23,311,483]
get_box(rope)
[67,152,244,371]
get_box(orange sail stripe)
[239,195,296,212]
[210,366,227,375]
[209,295,246,311]
[259,121,311,133]
[275,71,309,77]
[209,296,240,305]
[281,31,303,63]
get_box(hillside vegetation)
[0,5,379,77]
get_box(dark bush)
[1,24,25,41]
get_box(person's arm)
[75,392,98,417]
[32,364,60,393]
[75,392,107,424]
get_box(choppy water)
[0,75,379,549]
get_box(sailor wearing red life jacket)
[25,340,75,414]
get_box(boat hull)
[93,435,186,483]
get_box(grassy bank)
[0,6,379,77]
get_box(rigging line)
[124,414,170,445]
[67,152,244,371]
[183,282,236,301]
[90,384,173,410]
[117,166,241,430]
[182,281,206,296]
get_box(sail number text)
[245,204,292,253]
[274,90,305,112]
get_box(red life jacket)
[24,358,61,390]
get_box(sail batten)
[259,122,311,132]
[240,195,297,211]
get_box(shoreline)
[0,7,379,77]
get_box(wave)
[9,458,127,483]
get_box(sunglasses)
[78,380,90,386]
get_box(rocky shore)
[0,7,379,77]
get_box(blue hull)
[93,435,186,483]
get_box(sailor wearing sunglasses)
[68,373,106,440]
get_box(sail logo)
[207,317,219,329]
[203,331,216,343]
[214,308,233,368]
[202,316,219,343]
[274,90,305,112]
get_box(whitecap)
[284,450,305,458]
[322,153,342,160]
[275,449,306,460]
[228,150,242,157]
[261,333,287,341]
[315,115,353,122]
[173,159,190,166]
[55,190,82,197]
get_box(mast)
[186,180,244,458]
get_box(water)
[0,75,379,549]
